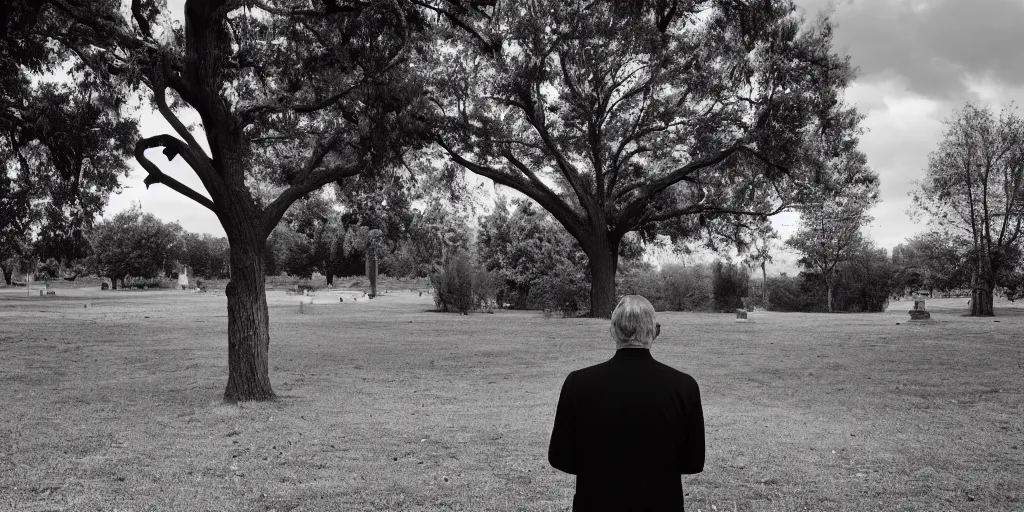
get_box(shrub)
[765,274,823,312]
[712,260,749,312]
[430,252,496,313]
[527,264,589,317]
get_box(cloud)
[797,0,1024,101]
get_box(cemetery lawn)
[1,288,1022,512]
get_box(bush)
[765,274,823,312]
[527,264,589,317]
[712,260,749,312]
[125,277,173,290]
[430,252,495,313]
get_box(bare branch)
[135,136,217,213]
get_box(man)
[548,295,705,510]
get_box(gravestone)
[735,308,748,322]
[908,298,931,321]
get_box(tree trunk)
[366,248,378,297]
[760,262,768,302]
[223,232,275,401]
[110,276,118,290]
[1,264,11,285]
[826,282,834,313]
[586,241,619,318]
[971,285,995,316]
[326,272,333,287]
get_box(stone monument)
[735,308,748,322]
[908,298,931,321]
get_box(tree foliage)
[178,231,231,280]
[477,196,588,309]
[891,230,971,295]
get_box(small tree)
[478,196,588,309]
[891,231,971,296]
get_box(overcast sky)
[103,0,1024,270]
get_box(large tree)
[912,104,1024,316]
[2,9,135,282]
[32,0,429,400]
[423,0,866,317]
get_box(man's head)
[610,295,659,349]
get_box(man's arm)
[548,372,577,475]
[678,379,705,474]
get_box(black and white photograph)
[1,0,1022,510]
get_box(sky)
[102,0,1024,271]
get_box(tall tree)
[912,104,1024,316]
[787,194,874,312]
[35,0,429,400]
[424,0,866,317]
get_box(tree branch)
[135,137,217,213]
[436,137,586,236]
[262,160,363,238]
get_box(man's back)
[548,348,704,511]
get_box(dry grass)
[1,288,1022,511]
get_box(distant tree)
[787,192,875,312]
[832,241,897,312]
[337,176,418,295]
[427,0,867,317]
[912,104,1024,316]
[891,231,971,296]
[0,150,34,285]
[90,207,181,289]
[178,232,231,280]
[741,222,779,303]
[272,194,346,285]
[28,0,431,400]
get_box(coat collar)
[613,348,654,361]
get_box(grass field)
[1,288,1022,511]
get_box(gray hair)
[610,295,658,348]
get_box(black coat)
[548,348,705,511]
